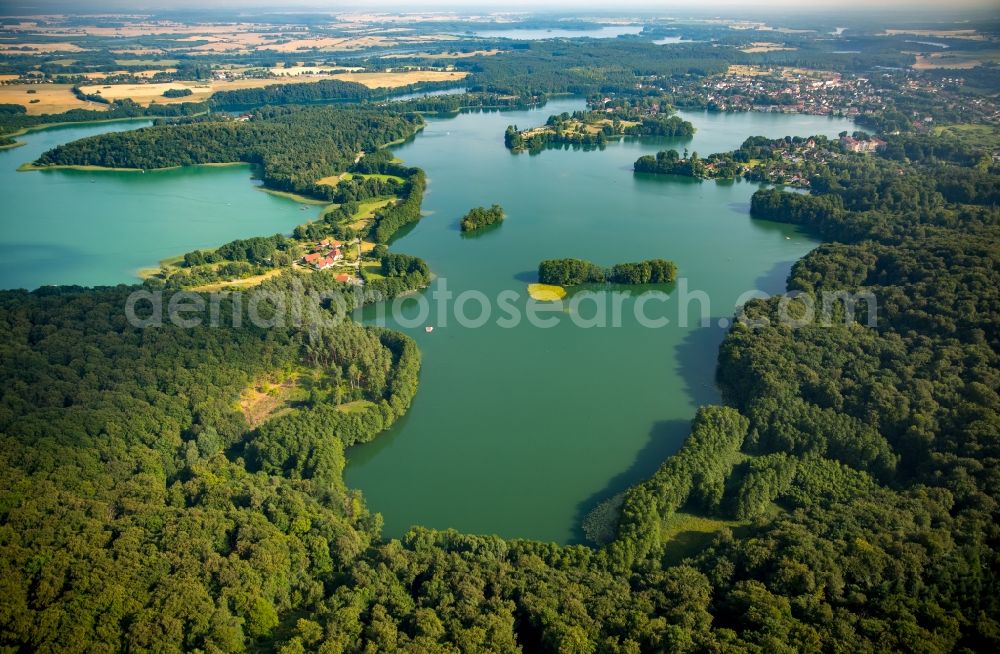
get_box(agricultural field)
[0,83,104,114]
[912,51,1000,70]
[8,70,467,111]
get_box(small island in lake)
[460,204,505,232]
[633,148,706,177]
[506,97,695,153]
[538,257,677,286]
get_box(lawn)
[349,197,396,229]
[336,399,376,414]
[361,261,385,280]
[188,268,286,293]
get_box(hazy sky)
[5,0,999,11]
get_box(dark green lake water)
[346,99,856,543]
[0,101,856,544]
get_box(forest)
[454,40,733,97]
[459,204,504,232]
[31,105,424,199]
[2,25,1000,654]
[207,79,468,110]
[538,258,678,286]
[6,123,998,647]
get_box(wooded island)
[538,257,678,286]
[460,204,505,232]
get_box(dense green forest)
[206,79,464,109]
[454,40,733,97]
[31,105,423,198]
[538,258,678,286]
[459,204,505,232]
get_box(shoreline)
[1,115,159,149]
[19,160,248,173]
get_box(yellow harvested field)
[913,54,983,70]
[0,83,106,115]
[77,81,211,105]
[110,48,167,56]
[268,65,362,76]
[740,42,796,53]
[528,284,567,302]
[330,70,467,88]
[77,76,322,105]
[0,42,86,53]
[70,71,465,107]
[71,69,177,81]
[262,36,379,52]
[882,28,984,40]
[189,33,279,52]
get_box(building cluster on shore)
[668,69,883,116]
[299,238,363,284]
[301,238,348,272]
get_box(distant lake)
[389,86,467,102]
[470,25,644,40]
[654,36,698,45]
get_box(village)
[298,236,364,286]
[636,131,889,187]
[705,133,887,187]
[662,67,886,117]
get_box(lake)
[0,101,857,544]
[0,121,314,289]
[345,100,857,543]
